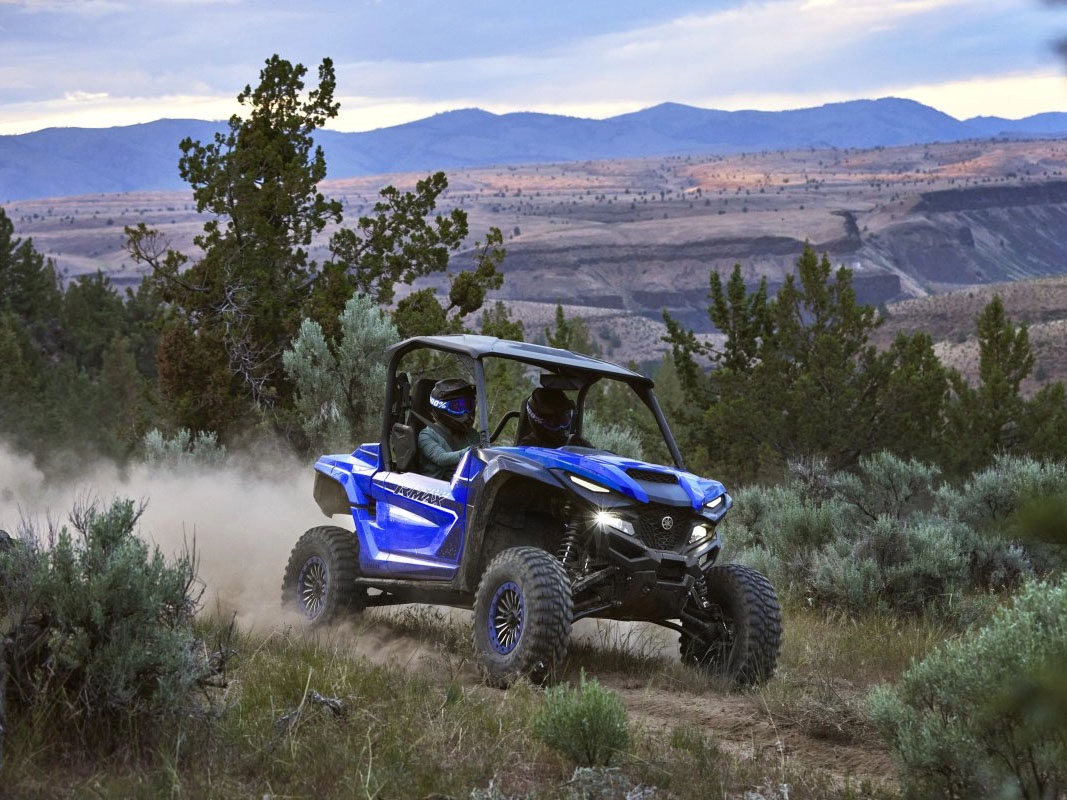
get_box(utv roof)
[387,334,653,387]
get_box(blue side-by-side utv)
[282,335,781,686]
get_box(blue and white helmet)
[525,387,575,446]
[429,379,476,431]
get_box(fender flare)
[458,452,568,592]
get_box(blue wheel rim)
[488,581,524,654]
[298,555,328,619]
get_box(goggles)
[430,394,474,417]
[527,404,574,432]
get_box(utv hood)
[487,445,727,511]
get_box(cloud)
[883,70,1067,119]
[0,92,239,135]
[63,90,109,102]
[321,0,1065,118]
[1,0,1066,134]
[0,0,129,14]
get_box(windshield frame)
[381,337,686,471]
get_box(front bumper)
[579,525,721,621]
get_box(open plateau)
[7,135,1067,380]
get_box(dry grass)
[0,600,931,798]
[751,601,959,750]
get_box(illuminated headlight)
[569,474,610,493]
[704,495,724,510]
[594,510,635,536]
[689,524,712,545]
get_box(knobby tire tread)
[681,563,782,687]
[281,525,364,625]
[474,546,573,687]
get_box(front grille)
[627,468,678,484]
[634,507,692,551]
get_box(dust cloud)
[0,442,331,629]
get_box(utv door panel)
[367,457,475,578]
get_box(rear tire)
[473,547,573,687]
[680,563,782,687]
[281,526,365,625]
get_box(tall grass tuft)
[533,671,630,767]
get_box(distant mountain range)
[3,97,1067,201]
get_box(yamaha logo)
[660,516,674,531]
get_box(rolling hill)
[3,97,1067,202]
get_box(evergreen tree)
[0,208,62,349]
[545,303,598,355]
[946,295,1036,473]
[708,263,771,372]
[127,55,504,438]
[391,228,507,339]
[60,271,128,373]
[479,301,530,425]
[664,244,950,481]
[94,336,152,461]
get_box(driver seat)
[390,377,436,472]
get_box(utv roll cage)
[380,334,686,471]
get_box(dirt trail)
[609,680,894,784]
[317,615,895,788]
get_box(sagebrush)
[533,671,630,767]
[0,498,207,748]
[868,577,1067,800]
[721,452,1059,616]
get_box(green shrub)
[583,413,644,461]
[935,455,1067,530]
[808,517,969,614]
[283,292,398,452]
[936,455,1067,576]
[533,672,629,767]
[829,451,940,522]
[869,578,1067,799]
[722,452,1040,616]
[143,427,227,468]
[0,498,206,747]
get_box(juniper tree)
[664,244,950,480]
[945,295,1036,473]
[127,55,504,438]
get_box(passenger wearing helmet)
[518,387,581,448]
[418,379,480,480]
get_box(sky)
[2,0,1067,136]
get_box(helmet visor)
[431,394,474,417]
[528,404,574,432]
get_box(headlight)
[689,524,711,545]
[705,495,724,510]
[594,510,635,536]
[569,474,610,493]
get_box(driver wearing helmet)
[518,387,579,448]
[418,379,480,480]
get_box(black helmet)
[525,388,575,446]
[430,378,476,432]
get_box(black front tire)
[473,547,573,687]
[281,526,365,625]
[680,563,782,687]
